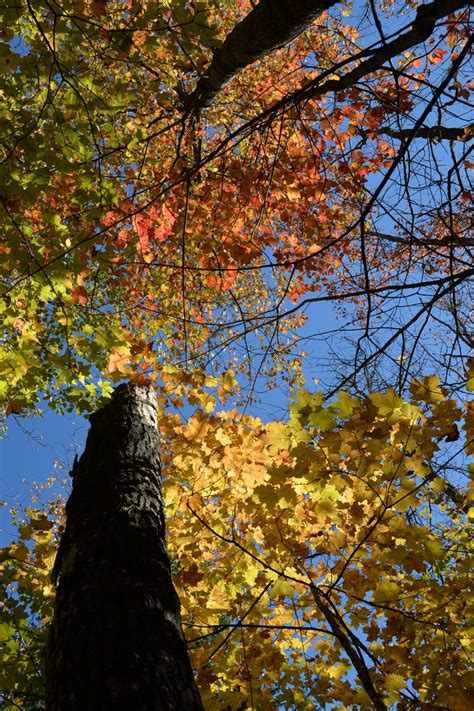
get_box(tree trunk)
[46,383,203,710]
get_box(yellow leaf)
[320,484,341,501]
[327,661,351,680]
[206,586,229,611]
[107,345,131,373]
[424,538,443,560]
[220,369,238,393]
[373,580,400,602]
[385,673,406,691]
[370,388,403,416]
[410,375,445,403]
[252,485,279,508]
[243,564,259,587]
[269,578,296,599]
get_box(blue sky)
[0,295,339,546]
[0,407,87,544]
[2,0,469,542]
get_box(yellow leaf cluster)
[159,380,473,707]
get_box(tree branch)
[310,585,387,710]
[380,124,474,142]
[184,0,339,109]
[367,230,474,248]
[294,0,472,105]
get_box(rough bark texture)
[46,383,203,711]
[186,0,339,109]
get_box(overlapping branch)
[185,0,339,109]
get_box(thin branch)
[310,585,387,711]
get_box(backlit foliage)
[1,372,472,708]
[1,0,473,707]
[1,0,472,413]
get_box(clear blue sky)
[0,408,87,544]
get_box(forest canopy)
[0,0,472,708]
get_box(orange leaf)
[12,317,25,333]
[6,401,23,416]
[107,346,130,373]
[71,286,89,306]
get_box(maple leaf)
[107,346,131,374]
[71,286,88,306]
[5,400,24,416]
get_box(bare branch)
[380,124,474,142]
[367,230,474,248]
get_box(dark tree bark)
[46,383,203,711]
[264,0,472,111]
[380,123,473,142]
[185,0,339,109]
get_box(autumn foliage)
[1,0,472,411]
[2,371,473,707]
[0,0,473,708]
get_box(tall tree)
[46,382,203,709]
[0,0,472,708]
